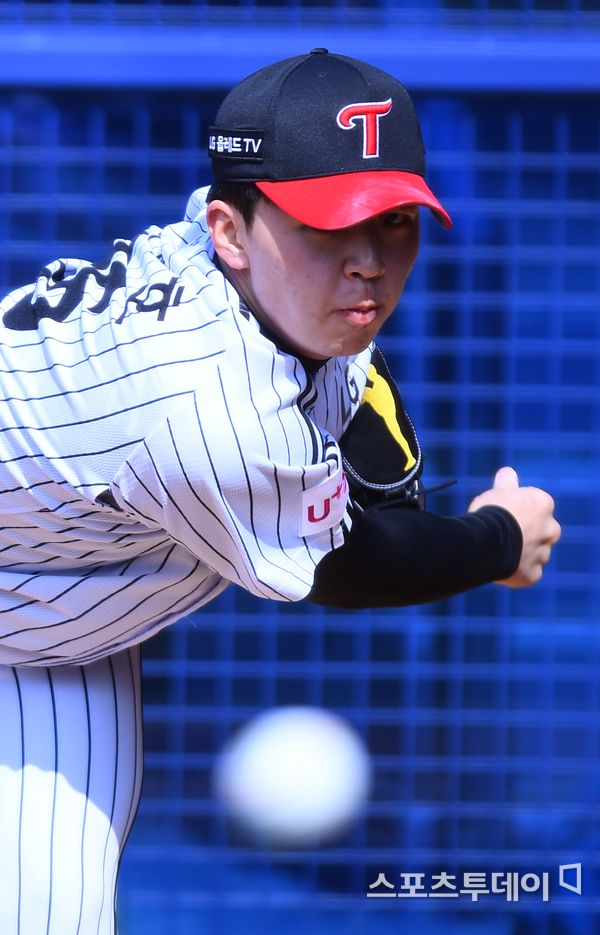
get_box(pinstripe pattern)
[0,186,372,932]
[0,647,142,934]
[0,186,372,666]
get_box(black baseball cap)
[208,49,451,230]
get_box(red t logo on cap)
[336,99,393,159]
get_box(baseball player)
[0,50,560,933]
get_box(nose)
[343,228,385,281]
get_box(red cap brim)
[256,171,451,230]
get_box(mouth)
[336,302,381,326]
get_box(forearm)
[308,505,522,608]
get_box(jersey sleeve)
[108,355,348,602]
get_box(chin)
[301,329,375,361]
[329,335,374,359]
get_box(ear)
[206,199,250,271]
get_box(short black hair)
[206,180,265,228]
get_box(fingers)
[528,490,561,546]
[543,515,562,547]
[521,540,554,585]
[493,470,561,546]
[536,543,552,569]
[550,516,562,545]
[493,466,519,491]
[470,467,562,589]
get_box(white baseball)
[214,706,371,846]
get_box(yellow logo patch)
[362,364,417,471]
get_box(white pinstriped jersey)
[0,187,372,666]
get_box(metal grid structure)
[1,0,600,27]
[0,17,599,935]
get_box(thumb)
[493,466,519,490]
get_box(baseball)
[213,706,371,847]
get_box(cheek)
[257,247,325,312]
[388,232,420,291]
[406,226,420,273]
[256,262,300,315]
[247,241,288,304]
[400,225,420,269]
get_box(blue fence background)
[0,5,599,933]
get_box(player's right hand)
[467,466,562,588]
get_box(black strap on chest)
[340,345,424,510]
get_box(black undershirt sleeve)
[307,505,523,609]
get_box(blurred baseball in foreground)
[214,706,371,847]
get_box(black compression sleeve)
[308,505,523,609]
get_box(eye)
[382,209,416,227]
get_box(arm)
[310,345,561,609]
[308,466,560,609]
[108,357,352,604]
